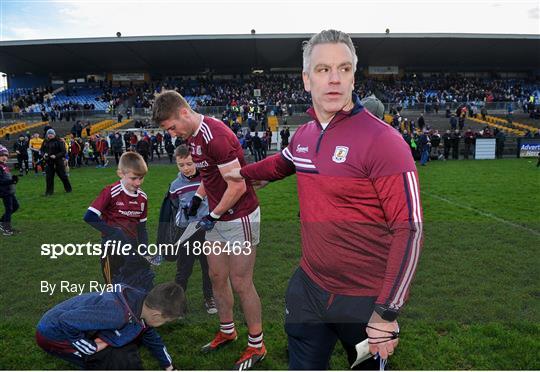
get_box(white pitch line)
[423,192,540,237]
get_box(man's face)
[176,154,196,177]
[119,170,145,193]
[0,155,7,163]
[303,42,355,122]
[161,109,191,140]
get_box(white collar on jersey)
[120,180,139,197]
[192,114,205,137]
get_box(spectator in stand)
[458,112,466,131]
[82,142,92,165]
[481,106,488,121]
[123,131,131,150]
[450,129,461,160]
[150,132,160,161]
[418,131,431,166]
[449,113,457,130]
[75,120,83,137]
[417,113,425,132]
[111,132,124,165]
[69,136,82,168]
[164,132,172,147]
[442,129,452,160]
[463,129,475,160]
[165,141,175,163]
[95,135,109,168]
[495,129,506,159]
[252,131,263,162]
[280,126,290,149]
[43,122,53,137]
[265,127,272,151]
[402,129,412,151]
[76,138,84,167]
[29,133,44,174]
[40,129,72,196]
[261,132,268,159]
[136,136,151,164]
[156,131,164,154]
[244,131,253,156]
[13,134,29,176]
[430,130,442,159]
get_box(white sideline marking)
[423,192,540,237]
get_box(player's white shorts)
[205,206,260,246]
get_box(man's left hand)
[366,312,399,360]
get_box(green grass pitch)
[0,158,539,369]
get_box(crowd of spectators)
[3,75,538,115]
[357,76,539,106]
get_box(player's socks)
[247,332,263,348]
[220,321,235,335]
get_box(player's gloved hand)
[144,254,163,266]
[196,214,218,232]
[187,195,203,216]
[11,175,19,184]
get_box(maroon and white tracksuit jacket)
[240,98,423,311]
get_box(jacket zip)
[315,128,326,154]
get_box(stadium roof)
[1,33,539,75]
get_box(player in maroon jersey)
[225,30,424,370]
[153,92,265,370]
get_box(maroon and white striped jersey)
[187,115,258,221]
[88,180,148,239]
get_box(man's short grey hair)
[302,29,358,73]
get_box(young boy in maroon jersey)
[83,151,154,290]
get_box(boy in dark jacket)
[36,282,185,370]
[0,145,19,236]
[157,145,216,314]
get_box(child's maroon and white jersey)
[88,181,148,239]
[240,96,424,310]
[187,115,258,221]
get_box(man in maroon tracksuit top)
[226,30,424,370]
